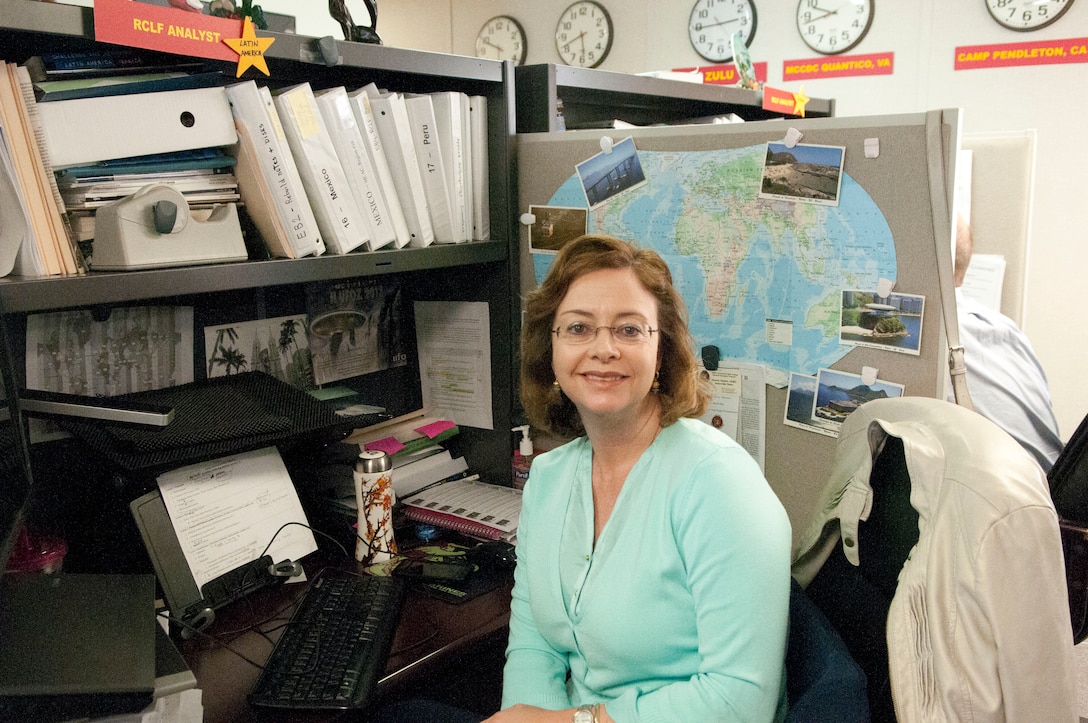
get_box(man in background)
[954,214,1063,472]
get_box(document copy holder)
[130,488,288,637]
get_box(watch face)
[688,0,758,63]
[572,710,595,723]
[555,1,613,68]
[796,0,874,56]
[985,0,1075,31]
[476,15,527,64]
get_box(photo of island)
[839,289,925,355]
[759,141,844,206]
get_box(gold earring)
[651,373,661,393]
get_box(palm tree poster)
[203,314,314,389]
[305,277,409,386]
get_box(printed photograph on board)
[759,142,844,206]
[576,137,647,209]
[528,205,589,253]
[204,314,313,389]
[306,278,409,386]
[784,370,907,438]
[839,289,925,355]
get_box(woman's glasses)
[553,323,657,345]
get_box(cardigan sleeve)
[500,465,572,710]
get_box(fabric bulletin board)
[515,110,963,538]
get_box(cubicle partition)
[516,111,962,536]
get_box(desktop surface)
[178,553,512,721]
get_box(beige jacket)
[792,397,1076,722]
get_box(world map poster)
[534,143,897,388]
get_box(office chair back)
[1049,410,1088,643]
[792,396,1077,722]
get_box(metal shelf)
[516,63,834,133]
[0,241,507,313]
[0,0,519,486]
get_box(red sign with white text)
[94,0,242,63]
[673,62,769,86]
[954,37,1088,70]
[783,52,894,81]
[762,86,804,117]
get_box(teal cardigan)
[501,418,791,723]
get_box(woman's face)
[551,267,660,428]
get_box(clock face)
[688,0,758,63]
[985,0,1075,31]
[476,15,527,65]
[796,0,874,56]
[555,1,614,68]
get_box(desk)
[178,557,512,721]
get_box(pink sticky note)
[364,437,405,455]
[415,419,455,439]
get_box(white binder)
[429,91,470,243]
[37,87,238,168]
[404,94,457,244]
[348,85,411,249]
[314,86,397,251]
[273,83,370,255]
[366,90,435,248]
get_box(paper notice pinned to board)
[414,300,494,430]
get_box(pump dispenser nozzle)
[513,425,533,456]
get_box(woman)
[487,235,792,723]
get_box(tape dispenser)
[91,184,247,271]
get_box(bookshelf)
[515,63,835,133]
[0,0,518,501]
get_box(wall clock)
[688,0,758,63]
[555,1,613,68]
[796,0,874,56]
[476,15,527,65]
[985,0,1075,31]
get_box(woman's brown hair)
[519,234,710,438]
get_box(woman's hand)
[483,704,612,723]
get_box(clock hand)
[561,31,587,56]
[482,37,504,52]
[808,1,853,21]
[698,16,741,31]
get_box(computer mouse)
[470,540,517,571]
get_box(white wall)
[236,1,1088,440]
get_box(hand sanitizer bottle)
[512,425,534,490]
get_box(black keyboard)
[248,569,406,710]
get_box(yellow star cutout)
[223,17,275,77]
[792,86,810,118]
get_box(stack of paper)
[0,62,85,277]
[346,413,460,460]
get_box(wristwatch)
[572,704,599,723]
